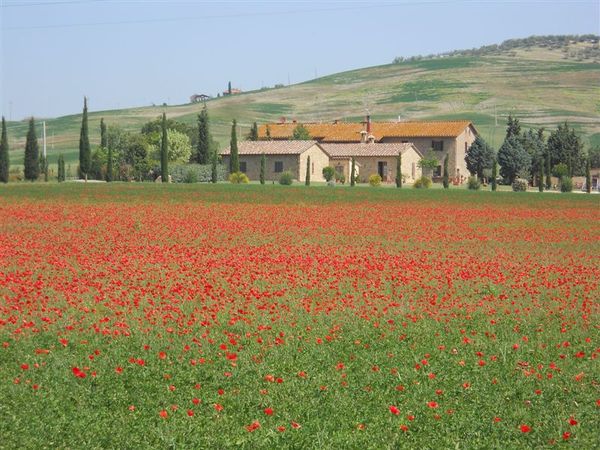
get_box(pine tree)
[538,157,544,192]
[106,145,113,182]
[197,106,210,164]
[266,125,271,140]
[100,118,107,148]
[260,153,266,185]
[491,160,498,191]
[230,119,239,173]
[465,135,495,180]
[506,114,521,139]
[228,81,232,95]
[161,112,169,182]
[211,150,218,183]
[442,154,449,189]
[57,154,65,182]
[24,117,40,181]
[498,135,531,183]
[79,97,91,179]
[0,116,9,183]
[585,157,592,193]
[39,154,48,182]
[305,156,311,186]
[351,157,356,187]
[249,122,258,141]
[395,153,401,188]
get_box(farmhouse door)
[378,161,388,180]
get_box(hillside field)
[0,184,598,448]
[4,41,600,170]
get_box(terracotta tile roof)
[221,140,319,155]
[320,143,421,158]
[258,120,474,142]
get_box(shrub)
[560,176,573,192]
[335,172,346,184]
[413,176,432,189]
[182,168,199,183]
[279,171,293,185]
[170,164,227,183]
[512,178,528,192]
[322,166,335,182]
[229,171,249,184]
[467,176,481,190]
[327,180,336,187]
[369,174,382,187]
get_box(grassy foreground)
[0,184,598,449]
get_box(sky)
[1,0,598,120]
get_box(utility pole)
[43,121,47,159]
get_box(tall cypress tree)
[249,122,258,141]
[0,116,9,183]
[24,117,40,181]
[79,97,91,179]
[106,145,113,182]
[260,153,266,185]
[538,157,544,192]
[57,154,65,182]
[161,112,169,182]
[395,153,401,188]
[100,118,107,148]
[197,106,210,164]
[230,119,239,173]
[40,154,48,182]
[491,159,498,191]
[585,158,592,193]
[545,153,552,189]
[211,149,218,183]
[442,154,449,189]
[305,155,311,186]
[351,157,356,187]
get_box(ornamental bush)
[560,176,573,192]
[170,164,227,183]
[512,178,528,192]
[322,166,335,182]
[229,171,249,184]
[369,174,382,186]
[413,176,432,189]
[279,171,293,185]
[467,176,481,190]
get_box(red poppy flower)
[427,401,438,408]
[159,410,168,419]
[264,407,274,416]
[389,405,400,415]
[520,424,531,433]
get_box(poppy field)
[0,184,598,449]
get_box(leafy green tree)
[79,97,91,179]
[443,154,449,189]
[552,163,569,180]
[292,124,311,140]
[230,119,239,173]
[123,134,152,181]
[160,113,168,182]
[0,117,8,183]
[57,154,65,182]
[521,129,545,180]
[538,158,544,192]
[322,166,335,182]
[106,144,113,182]
[498,135,531,183]
[248,122,258,141]
[465,136,495,180]
[588,146,600,168]
[100,118,107,148]
[505,114,521,139]
[305,155,311,186]
[24,117,40,181]
[197,106,211,164]
[351,157,357,187]
[151,129,191,164]
[417,151,439,178]
[491,159,498,191]
[585,158,591,193]
[39,154,48,182]
[547,122,585,176]
[260,153,266,185]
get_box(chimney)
[360,130,367,144]
[366,114,371,133]
[367,134,375,144]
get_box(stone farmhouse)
[258,117,478,183]
[220,140,422,183]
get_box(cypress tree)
[79,97,91,180]
[161,112,169,182]
[24,117,40,181]
[394,154,401,187]
[57,154,65,182]
[100,118,107,148]
[106,145,113,182]
[249,122,258,141]
[305,155,311,186]
[538,157,544,192]
[491,159,498,191]
[585,158,592,193]
[197,106,210,164]
[40,154,48,182]
[351,157,356,187]
[0,116,9,183]
[442,154,449,189]
[230,119,239,173]
[260,153,266,185]
[266,125,271,140]
[545,153,552,189]
[210,150,218,183]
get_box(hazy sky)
[1,0,598,120]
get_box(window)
[312,162,314,174]
[239,161,247,173]
[411,162,416,179]
[401,140,409,144]
[434,165,442,177]
[274,161,283,173]
[432,140,444,152]
[465,142,468,153]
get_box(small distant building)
[222,88,242,96]
[189,94,211,103]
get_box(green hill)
[5,36,600,168]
